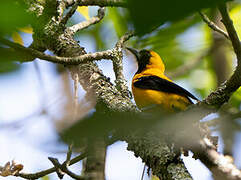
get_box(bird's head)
[126,47,165,74]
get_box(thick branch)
[125,132,192,180]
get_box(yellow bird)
[127,48,198,113]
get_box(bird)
[127,48,199,113]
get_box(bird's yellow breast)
[132,68,191,112]
[132,85,191,112]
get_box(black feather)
[133,76,199,103]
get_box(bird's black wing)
[133,76,199,103]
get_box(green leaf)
[0,47,22,73]
[0,61,20,74]
[0,1,34,35]
[133,17,200,71]
[127,0,231,35]
[229,87,241,109]
[108,8,128,37]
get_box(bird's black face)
[127,48,152,74]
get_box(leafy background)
[0,0,241,179]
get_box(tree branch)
[219,4,241,66]
[0,37,114,64]
[199,11,230,40]
[9,1,241,180]
[65,0,127,8]
[16,152,87,179]
[61,0,80,24]
[201,4,241,107]
[67,7,106,35]
[195,138,241,180]
[48,157,85,180]
[113,32,134,97]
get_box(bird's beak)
[126,47,140,61]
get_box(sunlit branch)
[67,7,105,35]
[199,12,230,40]
[195,138,241,180]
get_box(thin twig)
[48,157,86,180]
[67,7,105,35]
[61,0,80,24]
[65,144,73,166]
[16,152,87,179]
[0,37,114,64]
[116,31,135,48]
[65,0,127,8]
[57,0,67,21]
[141,164,146,180]
[201,3,241,107]
[113,31,134,97]
[199,11,230,40]
[48,158,65,179]
[0,31,134,67]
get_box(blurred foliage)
[12,32,24,45]
[230,4,241,37]
[134,16,202,71]
[0,0,34,74]
[108,8,128,37]
[0,0,240,104]
[127,0,231,35]
[63,2,241,105]
[60,103,199,148]
[230,87,241,109]
[0,0,240,178]
[0,0,34,36]
[0,61,20,74]
[0,48,21,74]
[41,176,50,180]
